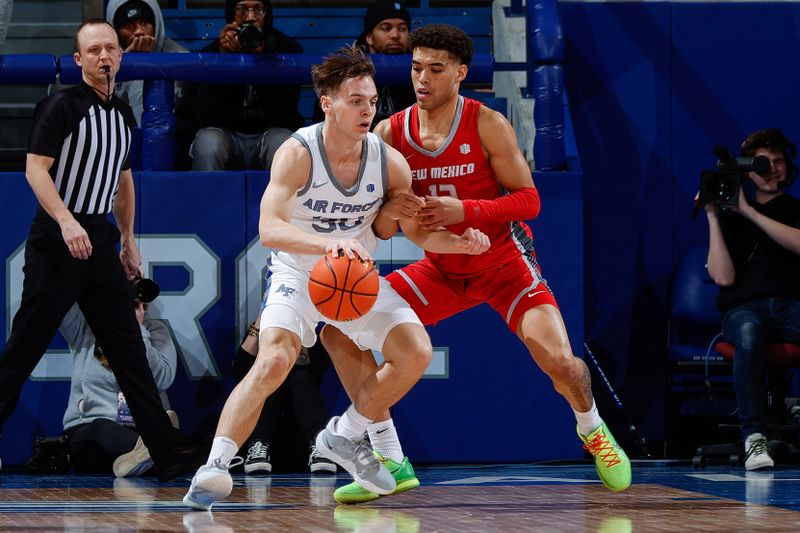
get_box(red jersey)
[390,96,536,278]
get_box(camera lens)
[133,278,160,303]
[238,23,264,51]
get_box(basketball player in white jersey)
[184,45,490,510]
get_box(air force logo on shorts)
[275,283,297,298]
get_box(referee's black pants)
[0,209,185,464]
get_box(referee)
[0,20,192,477]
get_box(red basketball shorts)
[386,255,558,333]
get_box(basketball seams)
[334,259,354,320]
[347,264,378,316]
[324,255,338,285]
[309,278,378,296]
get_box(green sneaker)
[578,422,632,492]
[334,454,419,504]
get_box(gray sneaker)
[113,436,154,478]
[314,417,395,495]
[183,457,243,511]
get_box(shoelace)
[206,455,244,471]
[353,439,379,475]
[308,444,326,460]
[248,441,269,461]
[308,444,332,465]
[745,437,768,460]
[582,430,622,468]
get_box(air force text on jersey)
[302,197,381,214]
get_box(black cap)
[363,0,410,33]
[113,1,155,31]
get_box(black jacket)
[717,193,800,312]
[176,29,304,137]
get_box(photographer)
[175,0,303,171]
[61,281,177,476]
[704,128,800,471]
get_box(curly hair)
[408,24,473,66]
[741,128,798,183]
[311,44,375,98]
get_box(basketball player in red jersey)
[322,24,632,504]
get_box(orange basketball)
[308,254,379,321]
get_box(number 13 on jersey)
[428,184,458,198]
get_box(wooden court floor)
[0,462,798,531]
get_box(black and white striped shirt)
[27,82,135,215]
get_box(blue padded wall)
[0,168,584,465]
[560,1,800,446]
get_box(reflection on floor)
[0,462,798,531]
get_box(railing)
[504,0,565,170]
[0,0,567,171]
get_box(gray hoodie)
[105,0,187,124]
[61,304,177,431]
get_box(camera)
[26,435,71,474]
[697,146,770,207]
[132,275,160,303]
[699,170,742,206]
[237,22,264,51]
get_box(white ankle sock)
[367,418,404,463]
[336,405,372,441]
[574,401,603,436]
[207,436,239,467]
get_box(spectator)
[232,308,336,475]
[106,0,188,125]
[313,0,416,129]
[61,294,178,476]
[175,0,303,171]
[704,128,800,471]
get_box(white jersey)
[270,122,388,273]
